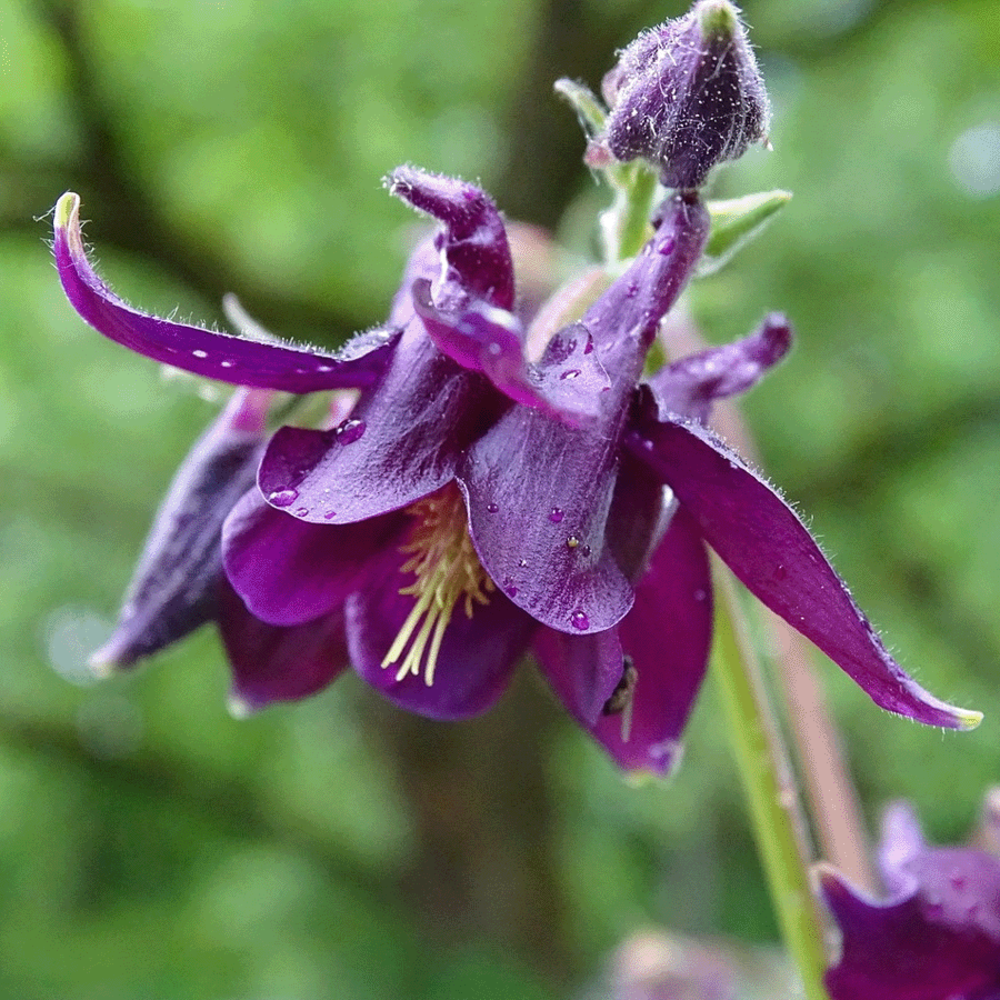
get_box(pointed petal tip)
[54,191,80,231]
[87,642,124,678]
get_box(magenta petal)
[413,283,609,422]
[258,323,495,523]
[54,193,396,392]
[345,551,534,720]
[218,578,349,713]
[222,489,402,626]
[630,418,981,730]
[386,166,514,310]
[649,312,792,422]
[92,388,270,669]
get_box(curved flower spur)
[51,0,980,775]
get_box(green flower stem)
[602,164,658,262]
[710,562,831,1000]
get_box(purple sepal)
[345,549,535,720]
[535,505,711,775]
[821,801,1000,1000]
[602,1,770,189]
[53,192,397,392]
[258,324,496,523]
[91,389,271,669]
[649,313,792,422]
[386,166,515,311]
[413,282,610,422]
[221,489,404,626]
[218,578,349,713]
[628,417,981,730]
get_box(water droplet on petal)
[581,544,592,557]
[486,502,499,513]
[570,610,589,631]
[517,558,528,568]
[566,536,580,549]
[508,586,518,597]
[694,589,707,602]
[295,507,310,517]
[548,507,564,524]
[583,335,594,355]
[268,489,298,508]
[657,237,676,256]
[337,418,366,444]
[220,359,235,368]
[323,510,337,520]
[560,369,581,380]
[192,349,208,359]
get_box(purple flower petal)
[258,323,497,523]
[386,166,515,311]
[648,313,792,422]
[345,547,535,720]
[629,417,982,730]
[535,505,711,774]
[221,489,403,626]
[413,283,610,422]
[53,192,396,392]
[217,578,349,714]
[91,388,270,670]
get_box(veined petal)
[345,547,534,720]
[53,193,396,392]
[629,417,982,730]
[221,489,403,626]
[258,323,496,523]
[460,405,633,635]
[413,283,610,422]
[91,388,270,670]
[218,578,349,714]
[386,166,515,311]
[648,313,792,422]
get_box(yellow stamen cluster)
[381,483,494,686]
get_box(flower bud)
[602,0,770,190]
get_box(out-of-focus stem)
[711,566,831,1000]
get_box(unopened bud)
[602,0,770,190]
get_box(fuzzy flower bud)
[602,0,770,190]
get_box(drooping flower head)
[601,0,770,189]
[819,798,1000,1000]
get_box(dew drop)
[694,589,707,602]
[583,335,594,355]
[517,558,528,568]
[317,364,333,372]
[560,369,581,380]
[268,488,298,508]
[581,544,592,557]
[323,510,337,520]
[566,535,580,549]
[570,610,590,631]
[548,507,564,524]
[486,502,499,513]
[625,282,639,299]
[220,359,235,368]
[774,565,788,582]
[337,418,367,444]
[192,349,208,359]
[295,507,310,517]
[657,237,676,256]
[508,586,518,598]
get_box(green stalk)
[710,563,831,1000]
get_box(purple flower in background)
[53,163,978,772]
[601,0,770,189]
[820,800,1000,1000]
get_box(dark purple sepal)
[258,323,497,523]
[91,388,271,670]
[53,192,397,392]
[217,578,349,714]
[536,506,711,775]
[221,489,404,626]
[413,282,610,422]
[602,1,770,189]
[345,551,535,720]
[386,166,515,311]
[459,408,633,635]
[628,417,982,730]
[821,803,1000,1000]
[648,313,792,423]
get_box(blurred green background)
[1,0,999,997]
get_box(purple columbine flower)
[819,799,1000,1000]
[52,165,978,773]
[600,0,770,190]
